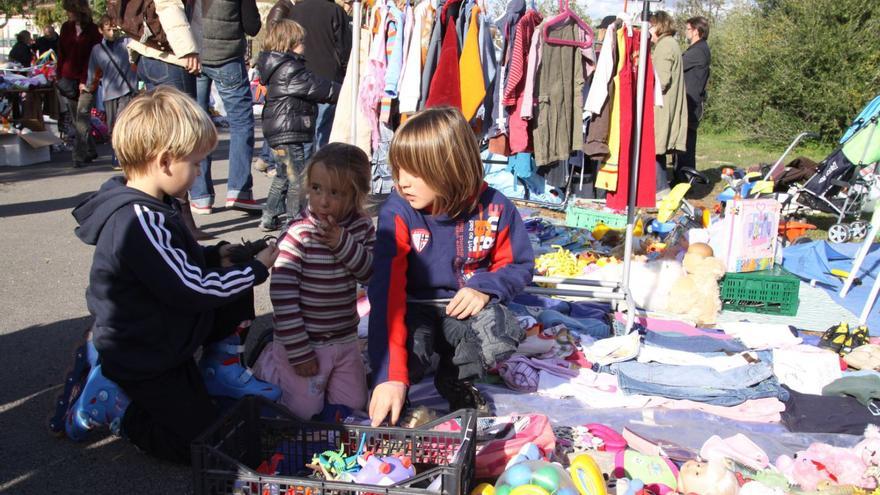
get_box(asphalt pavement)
[0,129,278,494]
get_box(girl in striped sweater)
[253,143,375,419]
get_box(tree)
[675,0,725,25]
[1,0,31,28]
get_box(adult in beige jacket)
[650,11,687,192]
[130,0,204,98]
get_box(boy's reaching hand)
[293,357,319,377]
[256,240,280,268]
[446,287,490,320]
[369,381,407,426]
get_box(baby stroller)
[766,95,880,243]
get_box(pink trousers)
[253,339,367,419]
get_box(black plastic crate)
[191,396,476,495]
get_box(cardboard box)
[0,131,60,166]
[709,198,782,273]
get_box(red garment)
[58,20,102,84]
[504,10,542,153]
[425,0,463,109]
[607,29,656,210]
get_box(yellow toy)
[569,454,607,495]
[592,218,643,241]
[657,183,691,223]
[472,483,496,495]
[536,247,589,277]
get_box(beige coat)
[128,0,203,68]
[652,35,688,154]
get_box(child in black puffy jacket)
[257,19,340,232]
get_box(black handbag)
[56,77,80,100]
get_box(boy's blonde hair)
[113,86,218,178]
[389,107,483,219]
[263,19,306,53]
[304,143,372,215]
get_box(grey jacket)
[201,0,262,66]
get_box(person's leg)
[324,340,368,411]
[202,59,257,208]
[260,148,289,230]
[136,57,196,98]
[252,340,328,419]
[313,103,336,151]
[116,360,219,464]
[255,139,276,173]
[284,143,310,221]
[73,91,95,165]
[403,303,441,386]
[676,125,699,182]
[105,94,132,169]
[656,154,669,192]
[189,74,215,213]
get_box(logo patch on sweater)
[411,229,431,252]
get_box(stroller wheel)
[828,223,852,244]
[850,221,870,241]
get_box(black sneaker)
[434,373,492,416]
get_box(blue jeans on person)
[314,103,336,151]
[644,330,749,353]
[610,361,789,406]
[261,142,311,229]
[259,139,276,167]
[190,58,255,208]
[136,57,196,98]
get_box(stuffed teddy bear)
[775,442,871,491]
[855,424,880,488]
[665,243,727,325]
[678,457,740,495]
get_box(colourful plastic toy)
[472,483,497,495]
[569,454,607,495]
[351,453,416,486]
[495,460,580,495]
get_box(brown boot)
[179,198,214,240]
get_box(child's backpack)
[106,0,192,53]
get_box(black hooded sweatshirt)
[72,177,269,381]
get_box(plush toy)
[776,443,871,491]
[665,243,727,325]
[855,425,880,488]
[677,457,740,495]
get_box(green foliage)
[35,1,66,28]
[705,0,880,146]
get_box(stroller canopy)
[841,94,880,166]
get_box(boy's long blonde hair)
[263,19,306,53]
[113,86,217,178]
[389,107,484,218]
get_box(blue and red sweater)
[367,185,535,385]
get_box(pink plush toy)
[775,443,869,491]
[855,424,880,488]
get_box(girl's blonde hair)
[304,143,372,215]
[263,19,306,53]
[113,86,218,178]
[650,11,677,37]
[389,107,483,218]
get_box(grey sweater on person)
[86,38,138,101]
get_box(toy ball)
[471,483,496,495]
[495,461,578,495]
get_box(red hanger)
[543,0,593,48]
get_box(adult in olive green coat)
[650,11,688,191]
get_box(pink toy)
[775,443,870,490]
[352,453,416,486]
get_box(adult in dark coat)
[288,0,351,149]
[9,31,34,67]
[677,16,711,179]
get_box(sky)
[584,0,677,21]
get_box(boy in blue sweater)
[368,108,534,426]
[62,87,280,463]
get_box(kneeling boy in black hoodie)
[64,87,280,464]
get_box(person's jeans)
[136,56,197,98]
[259,139,276,167]
[611,361,788,406]
[67,91,96,162]
[261,142,311,228]
[313,102,336,151]
[190,58,255,207]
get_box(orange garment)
[459,6,485,120]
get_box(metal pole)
[350,1,362,142]
[620,0,651,333]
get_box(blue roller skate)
[50,337,99,436]
[65,364,131,441]
[199,334,281,401]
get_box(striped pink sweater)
[270,209,375,365]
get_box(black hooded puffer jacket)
[257,50,340,147]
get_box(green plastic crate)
[565,204,627,230]
[720,265,800,316]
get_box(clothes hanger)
[543,0,593,48]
